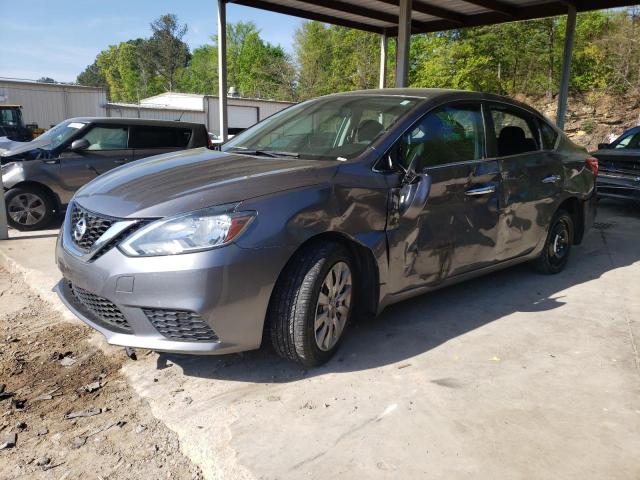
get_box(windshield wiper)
[226,147,299,159]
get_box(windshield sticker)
[67,122,86,129]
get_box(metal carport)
[213,0,639,142]
[0,0,638,239]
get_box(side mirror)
[69,138,90,152]
[597,143,610,150]
[399,173,431,220]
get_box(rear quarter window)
[129,126,192,149]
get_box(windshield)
[222,95,420,160]
[38,120,87,150]
[0,108,20,127]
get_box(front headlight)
[119,206,255,257]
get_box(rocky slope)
[517,91,640,151]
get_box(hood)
[74,147,338,218]
[0,136,51,158]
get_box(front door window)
[81,126,128,150]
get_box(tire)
[269,242,354,367]
[533,209,574,274]
[5,186,54,231]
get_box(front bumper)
[55,231,291,355]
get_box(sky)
[0,0,302,82]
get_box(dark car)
[54,89,597,367]
[2,117,210,230]
[592,126,640,202]
[0,105,32,142]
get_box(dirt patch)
[0,268,202,479]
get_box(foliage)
[77,14,189,101]
[294,22,382,99]
[78,9,640,103]
[179,22,296,100]
[410,10,639,96]
[77,61,108,89]
[143,14,191,92]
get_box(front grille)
[143,309,218,342]
[70,203,114,252]
[70,283,132,332]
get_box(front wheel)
[5,186,54,231]
[269,242,354,367]
[534,209,574,274]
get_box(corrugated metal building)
[106,92,294,133]
[0,78,107,129]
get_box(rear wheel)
[269,242,354,367]
[5,186,55,231]
[534,209,574,274]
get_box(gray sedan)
[55,89,597,366]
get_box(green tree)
[77,60,108,90]
[142,14,190,92]
[294,22,381,99]
[179,45,218,94]
[179,21,296,100]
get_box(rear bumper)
[597,172,640,201]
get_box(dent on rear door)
[498,149,564,261]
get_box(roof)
[329,87,549,118]
[64,117,205,127]
[107,101,204,112]
[333,87,463,98]
[0,77,106,91]
[231,0,640,34]
[140,92,295,105]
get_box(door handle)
[44,158,60,165]
[113,158,128,164]
[465,185,496,196]
[542,174,561,184]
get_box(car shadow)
[6,213,63,240]
[156,202,639,383]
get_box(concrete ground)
[1,199,639,479]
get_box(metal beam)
[0,173,8,240]
[395,0,412,87]
[380,30,388,89]
[231,0,384,33]
[217,0,228,142]
[458,0,516,17]
[556,4,577,130]
[410,0,466,24]
[288,0,436,32]
[377,0,465,25]
[291,0,398,26]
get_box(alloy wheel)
[314,261,352,351]
[7,193,47,226]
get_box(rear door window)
[490,106,540,156]
[539,120,559,150]
[129,126,192,149]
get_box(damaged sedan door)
[385,102,501,294]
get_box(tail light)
[586,156,598,176]
[206,133,214,150]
